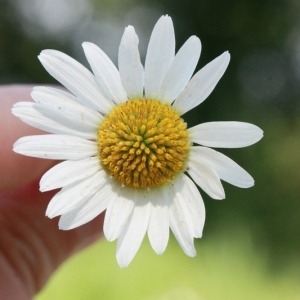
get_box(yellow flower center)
[98,99,189,189]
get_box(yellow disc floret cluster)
[98,99,189,189]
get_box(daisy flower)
[12,15,263,267]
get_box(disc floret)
[98,99,189,189]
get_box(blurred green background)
[1,0,300,299]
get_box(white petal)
[38,50,114,113]
[104,187,135,242]
[167,184,196,257]
[144,15,175,99]
[46,170,106,218]
[32,87,104,126]
[188,121,264,148]
[116,190,151,267]
[147,188,170,255]
[118,26,144,99]
[173,51,230,115]
[12,102,95,139]
[175,174,205,238]
[33,103,98,136]
[83,42,127,105]
[190,146,254,188]
[157,36,201,103]
[187,158,225,200]
[40,157,101,192]
[13,135,97,160]
[58,178,114,230]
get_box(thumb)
[0,85,104,299]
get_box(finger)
[0,180,104,299]
[0,85,56,191]
[0,85,105,299]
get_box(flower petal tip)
[252,126,264,144]
[224,51,231,62]
[12,142,21,154]
[82,41,92,49]
[158,15,173,25]
[39,184,51,192]
[38,50,53,58]
[45,209,56,219]
[153,247,166,256]
[116,258,130,268]
[58,221,72,231]
[45,211,54,219]
[245,178,255,188]
[125,25,134,30]
[186,249,197,257]
[58,224,67,231]
[214,192,226,200]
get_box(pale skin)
[0,85,104,299]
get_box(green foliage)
[36,228,300,300]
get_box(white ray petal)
[188,121,264,148]
[32,103,98,136]
[116,190,151,268]
[157,36,201,103]
[187,159,225,200]
[190,146,254,188]
[38,50,114,113]
[118,26,144,99]
[13,135,97,160]
[32,87,104,126]
[12,102,95,139]
[40,157,101,192]
[173,51,230,115]
[167,184,196,257]
[104,187,135,242]
[46,170,106,218]
[33,86,79,102]
[175,174,205,238]
[83,42,127,105]
[58,178,115,230]
[147,188,170,255]
[144,15,175,99]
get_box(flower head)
[12,15,263,267]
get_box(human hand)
[0,85,104,299]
